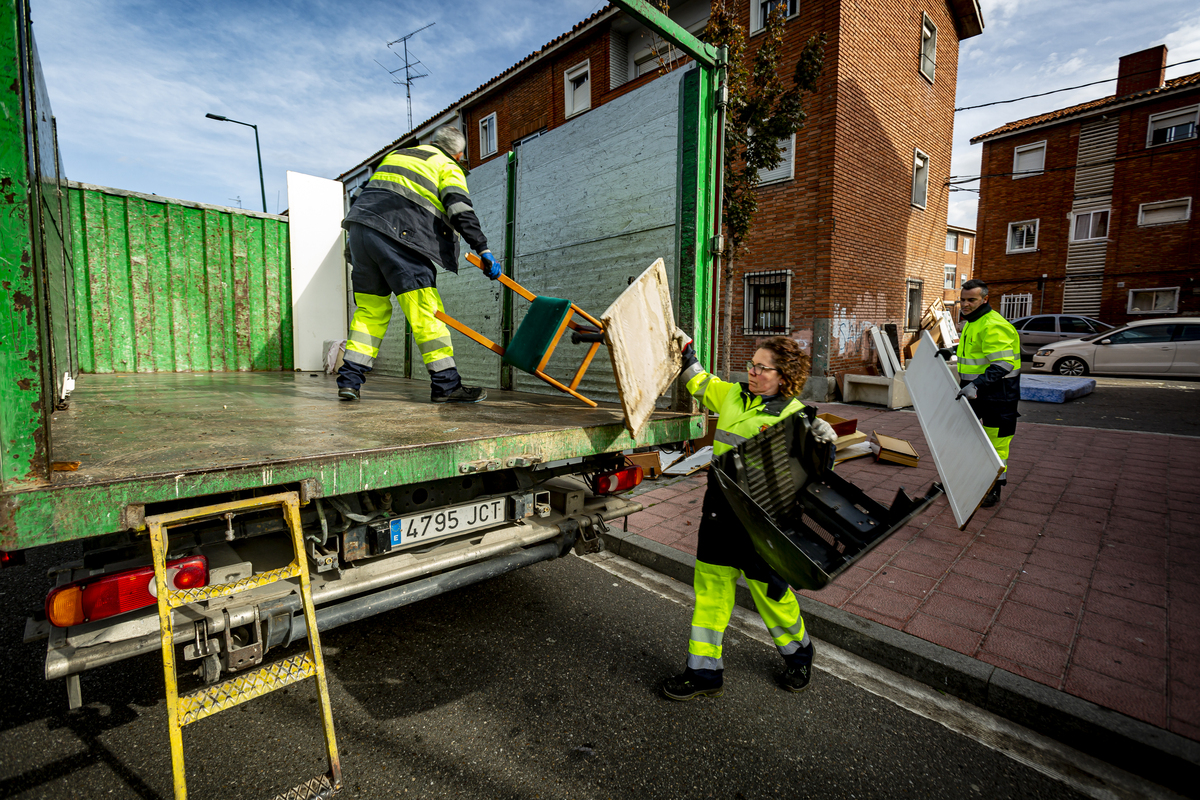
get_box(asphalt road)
[1015,372,1200,436]
[0,543,1105,800]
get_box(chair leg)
[435,310,504,356]
[569,342,601,391]
[534,311,575,374]
[535,370,598,408]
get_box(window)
[564,61,591,118]
[906,279,923,331]
[478,113,497,159]
[911,149,929,209]
[999,294,1032,320]
[1127,287,1179,315]
[1139,197,1191,226]
[757,135,796,185]
[1012,141,1046,178]
[1022,316,1055,332]
[1177,325,1200,342]
[1108,324,1175,344]
[919,14,937,82]
[1059,317,1095,335]
[946,231,959,251]
[963,238,970,254]
[753,0,798,33]
[1071,209,1109,241]
[1148,105,1197,146]
[944,265,956,290]
[1006,219,1038,252]
[743,270,792,334]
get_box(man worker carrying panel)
[942,279,1021,507]
[337,125,500,403]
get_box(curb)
[600,526,1200,797]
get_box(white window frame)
[743,270,792,335]
[946,231,958,251]
[906,279,924,331]
[1007,219,1039,253]
[1012,141,1046,179]
[757,134,796,185]
[963,237,971,254]
[1127,287,1180,315]
[752,0,798,33]
[564,60,592,119]
[944,264,956,290]
[1138,197,1192,226]
[911,148,929,210]
[478,113,497,159]
[1147,105,1198,147]
[919,13,937,83]
[1070,208,1110,242]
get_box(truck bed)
[2,372,698,549]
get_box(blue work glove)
[479,251,500,280]
[955,382,978,401]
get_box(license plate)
[390,498,508,547]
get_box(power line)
[954,57,1200,112]
[945,140,1200,185]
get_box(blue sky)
[29,0,1200,226]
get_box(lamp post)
[206,113,267,213]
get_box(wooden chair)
[433,253,605,407]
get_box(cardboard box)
[625,452,662,480]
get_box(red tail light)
[1,549,25,568]
[46,555,208,628]
[592,465,644,495]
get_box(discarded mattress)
[1020,375,1096,403]
[714,408,943,590]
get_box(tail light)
[46,555,208,628]
[1,549,25,568]
[592,465,643,495]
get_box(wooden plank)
[600,258,681,438]
[906,330,1005,529]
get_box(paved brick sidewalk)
[623,403,1200,742]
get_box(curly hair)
[756,336,811,398]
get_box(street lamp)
[205,113,267,213]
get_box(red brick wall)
[976,86,1200,325]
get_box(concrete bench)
[842,373,912,409]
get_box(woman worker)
[662,330,837,701]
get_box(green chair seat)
[502,296,573,374]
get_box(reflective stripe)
[681,362,703,383]
[957,356,988,366]
[343,349,374,367]
[986,349,1016,361]
[686,654,723,671]
[715,429,749,448]
[690,374,711,400]
[779,640,803,656]
[1005,368,1021,378]
[689,625,724,647]
[374,163,440,198]
[347,329,383,349]
[425,356,456,373]
[768,620,805,640]
[392,147,435,160]
[417,335,453,354]
[993,362,1014,375]
[365,176,452,223]
[445,201,473,219]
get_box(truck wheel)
[1054,356,1089,376]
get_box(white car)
[1029,317,1200,377]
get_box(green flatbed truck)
[1,0,726,708]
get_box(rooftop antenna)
[377,22,436,134]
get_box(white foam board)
[287,171,348,372]
[907,330,1005,529]
[869,326,895,378]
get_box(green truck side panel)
[0,0,50,489]
[67,183,293,373]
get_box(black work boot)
[337,386,360,401]
[779,642,815,693]
[981,482,1003,508]
[661,668,723,701]
[431,386,487,404]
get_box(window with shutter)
[1007,220,1038,252]
[920,14,937,82]
[1012,141,1046,178]
[564,61,591,118]
[911,149,929,209]
[1148,106,1197,146]
[1138,197,1191,225]
[757,135,796,185]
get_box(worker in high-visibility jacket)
[337,125,499,403]
[660,330,838,701]
[950,279,1021,507]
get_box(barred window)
[743,270,792,335]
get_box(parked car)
[1010,314,1114,357]
[1029,318,1200,377]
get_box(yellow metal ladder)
[147,491,341,800]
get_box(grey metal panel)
[1074,119,1118,199]
[511,72,683,403]
[1062,277,1103,315]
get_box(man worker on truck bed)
[941,279,1021,507]
[337,125,500,403]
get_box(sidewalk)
[607,403,1200,788]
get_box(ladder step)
[271,772,338,800]
[178,653,315,727]
[166,560,300,608]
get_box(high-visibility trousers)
[983,425,1013,481]
[686,559,809,672]
[342,223,455,375]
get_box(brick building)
[339,0,984,399]
[943,224,975,307]
[972,46,1200,327]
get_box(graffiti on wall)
[833,291,888,360]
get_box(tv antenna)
[377,22,435,134]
